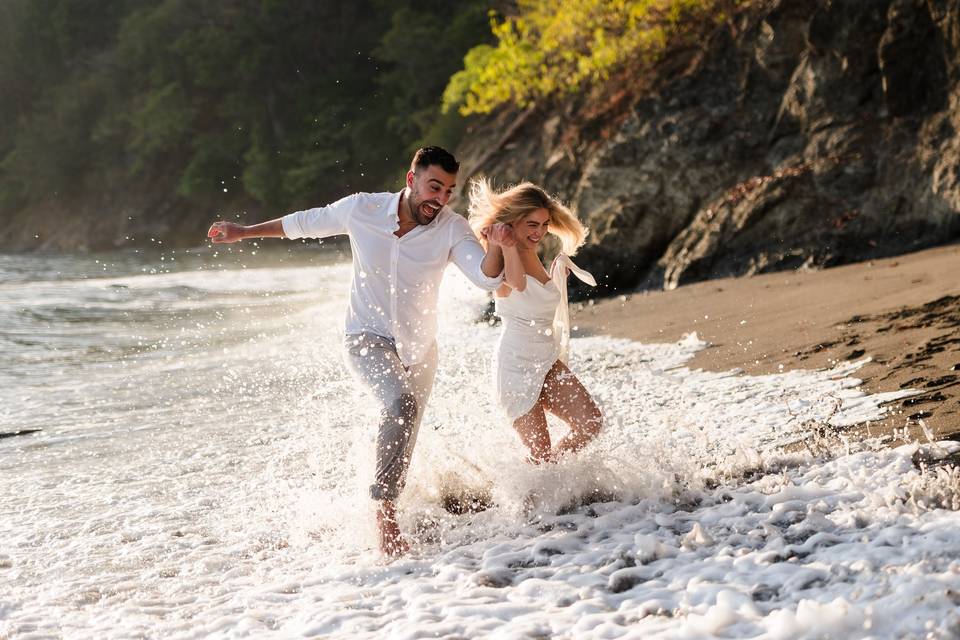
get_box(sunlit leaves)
[444,0,736,115]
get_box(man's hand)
[483,223,517,248]
[207,221,246,244]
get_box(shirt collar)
[387,191,402,235]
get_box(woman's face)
[514,208,550,249]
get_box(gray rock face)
[455,0,960,294]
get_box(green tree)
[443,0,738,115]
[0,0,493,235]
[373,0,492,157]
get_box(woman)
[469,178,603,463]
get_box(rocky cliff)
[455,0,960,295]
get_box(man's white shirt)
[282,191,502,365]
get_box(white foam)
[3,262,958,639]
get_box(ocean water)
[2,247,960,639]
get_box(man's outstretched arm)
[207,219,286,244]
[208,194,357,244]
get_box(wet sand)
[572,243,960,444]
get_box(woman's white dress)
[493,254,596,420]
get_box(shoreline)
[572,242,960,444]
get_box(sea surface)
[2,247,960,639]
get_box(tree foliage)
[0,0,490,220]
[443,0,737,115]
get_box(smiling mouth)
[421,202,441,217]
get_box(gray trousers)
[343,333,438,501]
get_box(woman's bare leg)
[541,360,603,457]
[512,400,553,463]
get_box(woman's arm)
[485,223,526,291]
[501,244,526,291]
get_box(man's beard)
[407,189,442,226]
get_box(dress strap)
[551,254,597,363]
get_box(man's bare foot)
[376,502,410,557]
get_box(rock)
[608,567,652,593]
[473,569,513,588]
[878,0,948,117]
[0,428,42,439]
[455,0,960,294]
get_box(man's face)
[406,165,457,225]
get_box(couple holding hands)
[207,146,602,556]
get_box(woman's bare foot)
[376,501,410,557]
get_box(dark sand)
[572,243,960,445]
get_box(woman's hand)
[487,223,525,290]
[484,223,517,249]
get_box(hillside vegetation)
[4,0,957,294]
[444,0,738,115]
[0,0,489,247]
[0,0,740,251]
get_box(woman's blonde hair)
[467,177,588,255]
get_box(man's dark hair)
[411,146,459,174]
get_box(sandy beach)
[573,242,960,445]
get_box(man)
[207,146,514,556]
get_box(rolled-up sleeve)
[281,193,357,239]
[449,218,502,291]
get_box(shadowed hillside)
[0,0,490,251]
